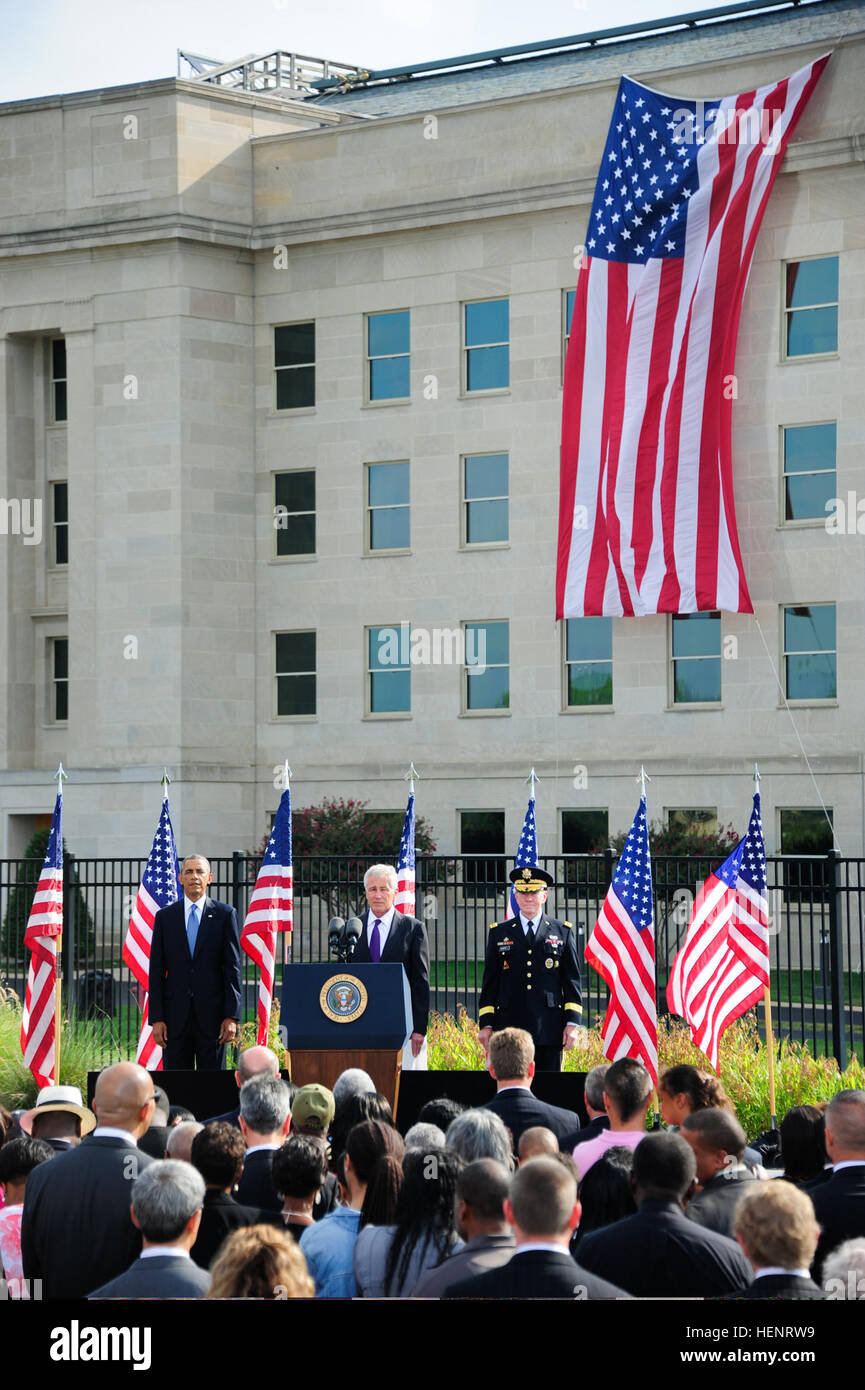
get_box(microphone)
[328,917,345,957]
[344,917,362,958]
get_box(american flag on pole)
[394,792,416,916]
[20,792,64,1089]
[510,796,538,919]
[242,783,293,1046]
[122,795,180,1070]
[557,56,829,618]
[667,792,770,1071]
[585,795,657,1082]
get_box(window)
[50,339,67,423]
[565,618,612,707]
[366,461,409,553]
[463,299,509,392]
[462,453,508,546]
[782,423,836,523]
[51,482,68,566]
[671,612,721,704]
[784,257,838,359]
[274,471,315,558]
[367,311,410,401]
[274,323,315,409]
[51,638,68,722]
[562,809,608,854]
[666,808,719,838]
[275,632,316,717]
[563,289,576,379]
[367,625,411,715]
[464,621,509,712]
[780,807,834,901]
[783,604,836,702]
[460,810,505,897]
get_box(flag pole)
[282,763,292,977]
[54,762,67,1083]
[525,767,539,800]
[404,762,420,797]
[755,763,777,1129]
[636,767,659,1124]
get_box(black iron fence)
[1,852,862,1066]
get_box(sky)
[2,0,757,103]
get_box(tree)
[611,818,740,860]
[3,827,95,961]
[253,797,438,918]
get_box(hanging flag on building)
[242,781,293,1046]
[667,792,770,1071]
[20,791,64,1089]
[557,55,829,618]
[123,793,180,1071]
[585,794,658,1082]
[510,795,539,920]
[394,791,416,917]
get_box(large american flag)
[667,792,770,1071]
[242,784,293,1045]
[20,792,64,1089]
[122,795,180,1070]
[510,796,538,919]
[557,56,829,618]
[394,791,416,916]
[585,795,657,1082]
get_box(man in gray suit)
[89,1161,210,1298]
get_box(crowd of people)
[1,1029,864,1300]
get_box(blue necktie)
[187,903,199,955]
[370,918,382,963]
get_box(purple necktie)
[370,918,382,963]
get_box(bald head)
[518,1127,560,1164]
[93,1062,156,1137]
[236,1046,280,1089]
[165,1121,204,1163]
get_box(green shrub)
[427,1007,865,1136]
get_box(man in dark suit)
[445,1155,627,1299]
[89,1160,210,1298]
[719,1181,824,1300]
[565,1064,610,1151]
[189,1123,280,1269]
[349,863,430,1063]
[681,1107,760,1238]
[202,1045,282,1127]
[149,854,242,1071]
[577,1132,752,1298]
[412,1159,515,1296]
[235,1075,293,1213]
[810,1089,865,1280]
[21,1062,157,1299]
[477,865,581,1071]
[482,1027,580,1154]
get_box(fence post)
[827,849,847,1067]
[62,851,76,1015]
[232,851,244,915]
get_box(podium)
[281,962,412,1110]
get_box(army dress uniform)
[478,870,582,1071]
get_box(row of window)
[274,606,837,720]
[270,255,839,412]
[275,455,509,559]
[461,806,833,859]
[43,256,840,428]
[272,412,840,566]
